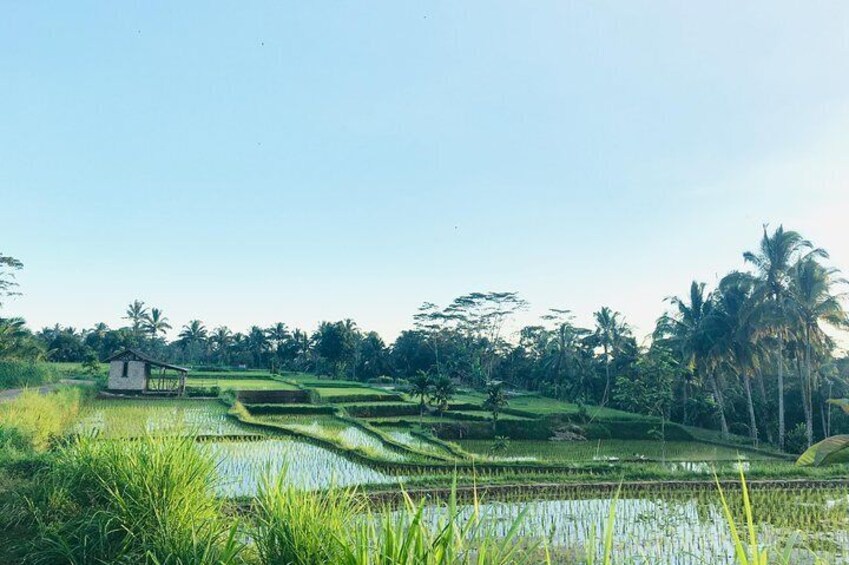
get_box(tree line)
[1,225,848,452]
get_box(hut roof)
[105,348,189,373]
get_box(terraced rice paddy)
[185,377,299,390]
[255,413,411,461]
[204,439,402,496]
[385,428,455,457]
[74,399,254,438]
[411,485,849,564]
[459,439,781,463]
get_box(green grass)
[458,439,783,462]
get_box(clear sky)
[3,2,849,343]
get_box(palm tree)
[247,326,271,369]
[144,308,172,340]
[710,272,764,444]
[591,307,630,406]
[409,371,433,426]
[178,320,208,364]
[431,375,456,416]
[266,323,289,372]
[540,310,590,401]
[123,300,149,338]
[788,258,848,447]
[483,380,509,433]
[289,329,312,370]
[657,281,728,435]
[744,225,825,449]
[209,326,234,365]
[0,317,44,360]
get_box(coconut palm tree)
[209,326,234,365]
[123,300,149,339]
[0,317,44,360]
[709,272,765,444]
[540,309,590,401]
[787,257,849,447]
[744,225,825,449]
[247,326,271,369]
[657,281,725,434]
[483,380,509,433]
[178,320,208,364]
[409,371,433,426]
[144,308,172,340]
[431,375,456,416]
[591,307,630,406]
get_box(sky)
[2,2,849,343]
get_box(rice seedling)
[74,399,255,438]
[204,439,403,496]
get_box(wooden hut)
[106,349,188,395]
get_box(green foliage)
[797,434,849,466]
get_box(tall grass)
[0,360,61,389]
[254,475,541,565]
[15,436,244,564]
[0,386,84,452]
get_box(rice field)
[253,413,412,461]
[312,386,400,400]
[185,377,299,390]
[204,439,403,496]
[459,439,781,463]
[74,399,255,438]
[409,484,849,564]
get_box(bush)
[785,423,808,455]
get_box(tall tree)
[710,272,763,444]
[788,257,848,447]
[657,281,728,436]
[178,319,208,363]
[590,307,631,406]
[482,380,509,433]
[0,253,23,309]
[145,308,172,340]
[209,326,234,365]
[744,225,824,449]
[124,300,149,339]
[409,371,433,425]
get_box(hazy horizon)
[3,2,849,343]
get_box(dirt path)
[0,379,96,402]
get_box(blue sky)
[3,2,849,342]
